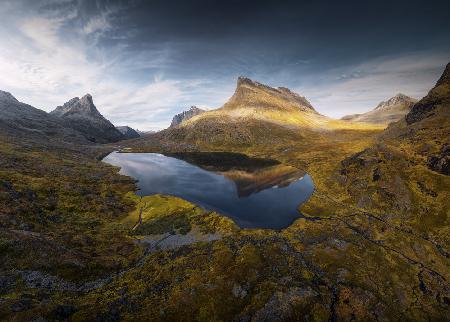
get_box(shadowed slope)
[0,90,89,145]
[51,94,124,143]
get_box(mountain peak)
[374,93,416,110]
[51,93,101,118]
[80,93,93,104]
[228,76,316,113]
[50,94,123,143]
[170,105,206,127]
[237,76,255,86]
[0,90,19,103]
[236,76,280,93]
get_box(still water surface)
[103,152,314,229]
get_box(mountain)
[133,77,374,151]
[136,129,155,136]
[405,63,450,125]
[339,62,449,214]
[0,90,88,144]
[116,126,141,139]
[341,93,417,125]
[51,94,124,143]
[2,65,448,321]
[223,77,317,113]
[170,106,205,127]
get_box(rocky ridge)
[170,106,205,127]
[224,76,317,113]
[0,90,89,144]
[51,94,123,143]
[406,62,450,124]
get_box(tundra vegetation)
[0,65,449,321]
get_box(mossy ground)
[1,97,449,321]
[107,113,448,320]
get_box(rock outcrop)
[51,94,123,143]
[170,106,205,127]
[427,144,450,175]
[116,126,141,139]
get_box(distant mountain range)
[341,93,417,124]
[141,76,375,149]
[0,90,88,144]
[0,91,140,144]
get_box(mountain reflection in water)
[103,152,314,229]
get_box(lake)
[103,152,314,229]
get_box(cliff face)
[51,94,124,143]
[170,106,205,127]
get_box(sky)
[0,0,449,131]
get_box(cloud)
[0,0,447,131]
[0,0,212,130]
[297,52,449,118]
[83,14,110,34]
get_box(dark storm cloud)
[104,0,450,72]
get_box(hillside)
[51,94,124,143]
[111,64,449,321]
[1,65,448,321]
[341,93,417,125]
[116,126,141,139]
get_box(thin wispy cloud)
[296,52,449,118]
[0,0,210,130]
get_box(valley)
[0,63,448,321]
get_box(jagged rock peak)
[0,90,19,103]
[436,62,450,86]
[51,93,101,117]
[374,93,416,110]
[170,106,205,127]
[237,76,279,93]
